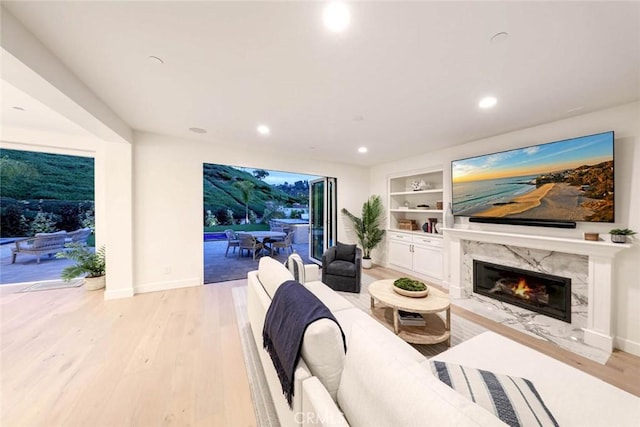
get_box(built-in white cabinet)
[387,168,445,283]
[387,231,443,282]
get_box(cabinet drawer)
[389,232,411,241]
[412,236,443,248]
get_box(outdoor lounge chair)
[224,229,240,256]
[65,228,92,246]
[11,231,68,264]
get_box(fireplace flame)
[512,278,532,300]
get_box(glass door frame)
[309,177,337,265]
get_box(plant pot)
[393,286,429,298]
[84,275,106,290]
[362,258,372,269]
[611,235,627,244]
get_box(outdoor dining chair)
[224,229,240,256]
[237,233,264,260]
[271,231,295,256]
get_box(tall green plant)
[234,181,255,224]
[341,195,385,259]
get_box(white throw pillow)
[258,256,294,298]
[284,253,306,284]
[301,319,346,402]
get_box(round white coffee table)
[368,279,451,346]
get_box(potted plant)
[56,244,106,290]
[341,195,385,269]
[609,228,636,243]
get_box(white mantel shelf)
[442,227,632,354]
[442,228,631,258]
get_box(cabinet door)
[412,242,443,279]
[388,239,413,270]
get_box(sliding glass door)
[309,177,337,264]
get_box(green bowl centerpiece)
[393,277,429,298]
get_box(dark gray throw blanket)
[262,280,346,407]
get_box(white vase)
[362,258,372,269]
[444,203,455,229]
[84,275,106,290]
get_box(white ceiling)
[3,1,640,166]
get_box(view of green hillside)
[0,149,95,237]
[203,164,308,225]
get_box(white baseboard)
[104,287,135,300]
[615,336,640,356]
[134,277,201,294]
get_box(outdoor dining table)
[238,231,286,256]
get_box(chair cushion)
[258,257,294,298]
[335,242,356,262]
[325,260,357,277]
[430,361,559,427]
[284,253,306,284]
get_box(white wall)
[132,131,370,293]
[370,101,640,355]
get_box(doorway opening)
[0,148,96,285]
[202,164,336,283]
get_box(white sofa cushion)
[258,256,295,298]
[304,281,354,313]
[337,322,505,427]
[301,377,349,427]
[301,319,347,403]
[431,361,559,427]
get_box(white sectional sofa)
[247,257,640,427]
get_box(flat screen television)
[451,131,614,226]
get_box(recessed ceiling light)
[478,96,498,109]
[257,125,270,136]
[189,127,207,134]
[12,106,25,111]
[358,147,368,153]
[148,55,164,64]
[490,32,509,44]
[323,2,350,33]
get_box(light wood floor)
[366,266,640,397]
[2,267,639,427]
[0,280,257,427]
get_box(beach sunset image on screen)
[451,131,614,222]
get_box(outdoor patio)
[0,237,312,286]
[204,238,311,283]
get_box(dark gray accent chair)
[322,242,362,293]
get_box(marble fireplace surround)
[444,228,631,359]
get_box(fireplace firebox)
[473,260,571,323]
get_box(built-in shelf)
[390,209,443,213]
[389,189,443,196]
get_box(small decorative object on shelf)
[410,180,428,191]
[584,232,599,241]
[416,204,430,210]
[403,200,411,208]
[444,202,454,228]
[393,277,429,298]
[398,219,419,230]
[436,201,443,210]
[609,228,636,243]
[429,217,438,234]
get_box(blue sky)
[234,167,320,186]
[452,132,613,183]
